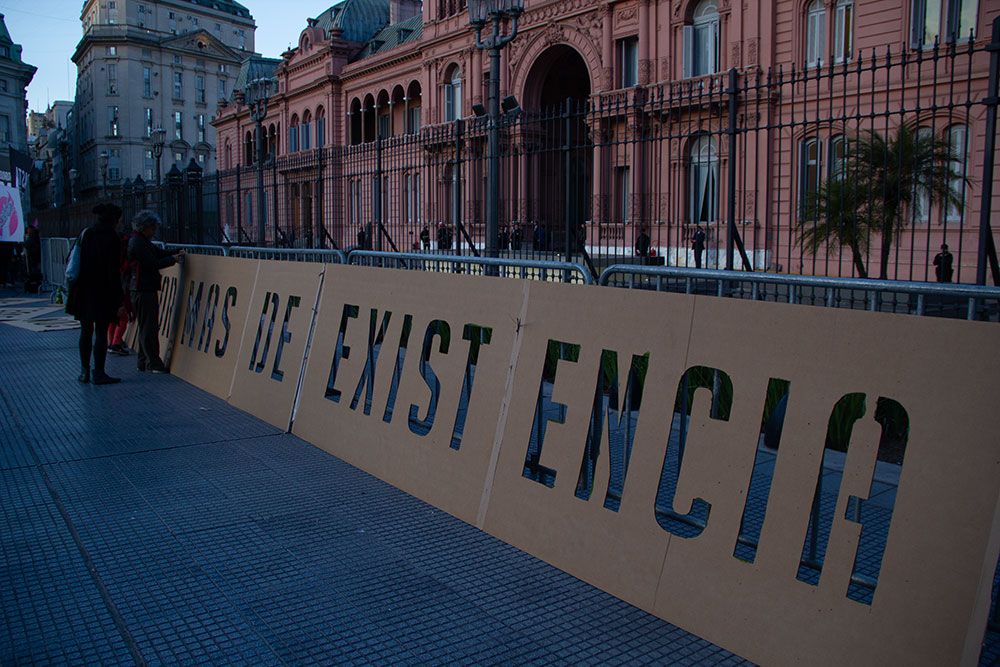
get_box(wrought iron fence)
[32,19,1000,285]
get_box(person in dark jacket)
[127,210,184,374]
[65,203,126,384]
[22,226,42,293]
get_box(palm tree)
[798,125,970,279]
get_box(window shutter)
[683,25,694,78]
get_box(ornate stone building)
[0,13,36,189]
[213,0,997,281]
[72,0,256,198]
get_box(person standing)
[635,226,651,261]
[933,243,954,283]
[127,210,183,374]
[692,226,706,269]
[0,241,12,287]
[22,226,42,293]
[65,203,126,384]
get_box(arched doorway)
[521,45,592,257]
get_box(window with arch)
[829,134,846,180]
[799,137,822,219]
[911,126,934,224]
[683,0,720,78]
[444,66,463,121]
[946,124,967,223]
[224,139,232,169]
[244,130,253,166]
[267,123,278,158]
[289,114,300,153]
[316,107,326,148]
[302,110,312,151]
[688,135,718,224]
[806,0,826,67]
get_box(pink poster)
[0,184,23,242]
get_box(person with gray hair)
[126,210,184,374]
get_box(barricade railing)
[599,266,1000,321]
[227,246,347,263]
[40,237,72,292]
[163,243,227,256]
[347,250,595,285]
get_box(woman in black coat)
[65,203,126,384]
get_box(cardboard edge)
[476,279,532,529]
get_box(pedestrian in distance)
[635,226,651,260]
[65,202,127,385]
[127,210,184,374]
[419,225,431,250]
[22,226,42,293]
[933,243,954,283]
[692,225,706,269]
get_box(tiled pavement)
[2,290,998,666]
[0,294,750,666]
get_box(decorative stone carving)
[748,38,758,65]
[639,59,652,85]
[660,57,670,80]
[543,22,565,46]
[602,66,613,90]
[617,6,638,23]
[732,42,741,68]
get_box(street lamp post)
[99,150,109,199]
[151,127,166,186]
[244,77,272,246]
[151,126,166,218]
[469,0,523,259]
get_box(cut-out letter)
[408,320,451,435]
[655,366,732,538]
[450,324,493,450]
[575,350,649,511]
[325,304,359,402]
[523,340,581,488]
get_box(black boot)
[77,369,90,383]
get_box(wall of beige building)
[74,0,255,196]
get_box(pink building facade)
[213,0,1000,282]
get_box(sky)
[1,0,322,114]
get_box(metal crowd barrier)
[40,237,72,292]
[163,243,227,256]
[347,250,594,285]
[228,246,347,263]
[599,265,1000,321]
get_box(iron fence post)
[453,119,464,257]
[564,98,572,267]
[976,16,1000,287]
[375,136,383,250]
[726,68,739,272]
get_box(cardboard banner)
[293,265,525,524]
[156,255,1000,666]
[169,255,260,400]
[480,280,1000,666]
[228,260,324,431]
